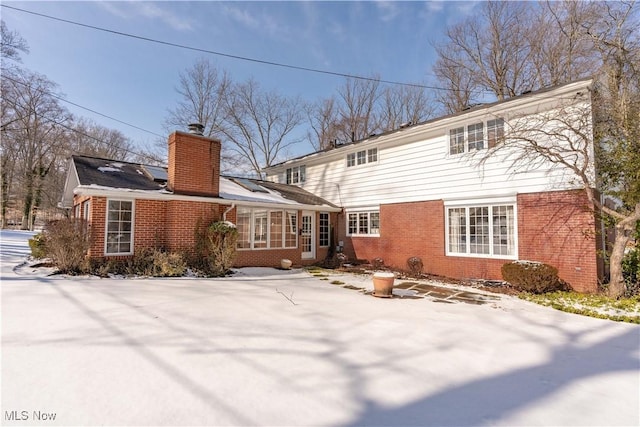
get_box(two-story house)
[263,78,602,293]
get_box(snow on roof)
[68,155,337,209]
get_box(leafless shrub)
[43,218,91,274]
[407,256,423,276]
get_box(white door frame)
[301,211,315,260]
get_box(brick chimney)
[167,124,221,197]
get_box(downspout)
[223,203,236,223]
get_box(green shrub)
[502,261,569,294]
[28,233,47,259]
[43,218,91,274]
[193,220,238,276]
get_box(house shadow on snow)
[342,323,639,427]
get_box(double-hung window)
[105,200,133,255]
[347,210,380,236]
[286,165,306,184]
[487,118,505,147]
[446,203,516,258]
[347,148,378,167]
[449,117,504,155]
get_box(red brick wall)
[84,196,336,269]
[168,131,221,197]
[165,200,220,253]
[86,196,106,257]
[518,190,599,293]
[338,190,600,293]
[134,199,167,250]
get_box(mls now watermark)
[5,410,57,422]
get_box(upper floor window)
[449,117,504,155]
[286,165,306,184]
[347,148,378,167]
[487,118,505,148]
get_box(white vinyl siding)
[264,83,592,209]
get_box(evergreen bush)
[502,261,569,294]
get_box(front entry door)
[301,211,315,260]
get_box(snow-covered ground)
[1,230,639,426]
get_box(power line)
[2,73,165,139]
[2,4,468,93]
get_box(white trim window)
[286,165,306,184]
[105,199,134,255]
[347,148,378,167]
[448,117,504,155]
[347,210,380,236]
[319,212,330,247]
[236,207,298,250]
[446,204,516,258]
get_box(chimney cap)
[188,123,205,135]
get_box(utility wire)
[2,74,165,139]
[2,4,472,93]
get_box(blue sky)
[2,1,479,159]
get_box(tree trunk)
[607,227,630,299]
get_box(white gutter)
[73,186,342,213]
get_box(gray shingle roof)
[73,155,165,191]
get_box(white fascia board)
[73,186,341,213]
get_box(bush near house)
[193,220,238,276]
[502,261,569,294]
[42,218,91,274]
[407,257,424,276]
[28,233,47,259]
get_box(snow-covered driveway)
[1,230,639,426]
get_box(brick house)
[263,78,605,293]
[60,126,341,268]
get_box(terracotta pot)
[280,259,292,269]
[372,272,395,297]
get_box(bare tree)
[335,76,382,142]
[305,97,340,151]
[221,78,303,178]
[163,58,240,169]
[378,84,435,131]
[433,1,536,108]
[164,58,231,138]
[67,117,134,161]
[482,1,639,298]
[0,20,29,64]
[1,69,71,229]
[528,1,596,88]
